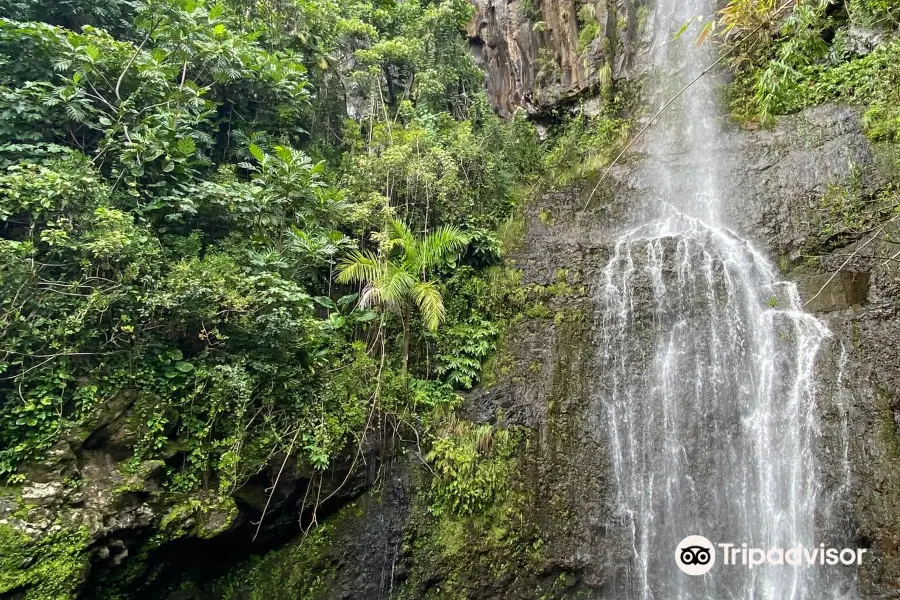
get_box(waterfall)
[597,1,857,598]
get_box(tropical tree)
[337,219,468,376]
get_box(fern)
[435,318,499,389]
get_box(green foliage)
[576,4,601,53]
[426,415,523,516]
[212,520,338,600]
[0,4,310,179]
[407,377,462,411]
[0,0,137,33]
[719,0,831,120]
[337,218,469,332]
[0,0,539,501]
[578,23,602,53]
[434,318,499,389]
[543,112,629,186]
[748,3,830,119]
[762,40,900,142]
[429,262,519,390]
[848,0,899,27]
[343,102,540,231]
[720,0,898,123]
[518,0,542,23]
[398,467,549,600]
[815,181,900,248]
[0,523,90,600]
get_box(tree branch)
[803,214,900,309]
[115,21,156,102]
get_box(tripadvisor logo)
[676,535,716,575]
[675,535,866,576]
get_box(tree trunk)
[402,305,410,390]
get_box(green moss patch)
[213,523,338,600]
[0,523,90,600]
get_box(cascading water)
[598,1,856,598]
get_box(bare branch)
[803,214,900,309]
[115,21,156,102]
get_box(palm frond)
[389,218,416,248]
[387,218,418,267]
[359,284,386,310]
[413,280,445,331]
[421,225,469,271]
[336,249,383,285]
[380,262,417,306]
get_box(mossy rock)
[0,523,91,600]
[213,523,338,600]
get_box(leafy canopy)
[0,0,539,494]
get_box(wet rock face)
[795,271,871,313]
[467,0,645,116]
[214,457,412,600]
[1,395,162,586]
[0,393,237,598]
[463,103,900,596]
[466,272,624,587]
[1,387,383,599]
[791,191,900,594]
[719,105,887,258]
[688,106,900,599]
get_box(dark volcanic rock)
[454,102,900,596]
[467,0,647,116]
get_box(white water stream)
[598,1,857,598]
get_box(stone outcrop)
[795,271,871,313]
[467,0,646,116]
[480,103,900,597]
[0,394,240,599]
[0,388,388,599]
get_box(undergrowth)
[542,112,630,187]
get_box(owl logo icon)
[676,535,716,575]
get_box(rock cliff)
[168,103,900,599]
[467,0,646,116]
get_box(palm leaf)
[420,225,469,271]
[388,219,416,248]
[359,284,386,310]
[379,262,417,308]
[387,218,418,267]
[336,249,383,285]
[413,280,445,331]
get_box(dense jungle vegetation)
[0,0,556,592]
[0,0,546,493]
